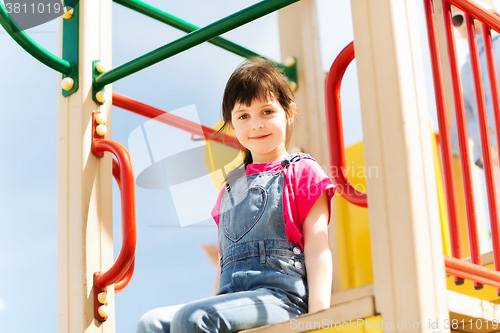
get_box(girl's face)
[231,97,294,164]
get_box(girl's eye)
[239,114,248,120]
[263,110,273,115]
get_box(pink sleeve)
[211,187,226,226]
[293,159,336,226]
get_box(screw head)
[284,56,296,67]
[62,6,73,19]
[98,305,110,317]
[95,113,107,125]
[61,77,74,91]
[96,91,106,103]
[96,124,107,136]
[97,292,108,304]
[95,62,106,73]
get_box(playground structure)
[4,0,500,332]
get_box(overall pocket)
[221,185,267,242]
[266,254,305,279]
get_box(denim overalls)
[137,153,313,333]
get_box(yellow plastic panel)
[333,132,448,290]
[333,142,373,290]
[203,120,244,192]
[433,133,451,256]
[451,156,472,259]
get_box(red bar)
[464,13,498,289]
[325,42,367,208]
[112,92,244,151]
[448,0,500,32]
[441,0,482,286]
[482,24,500,294]
[445,255,500,289]
[113,158,121,191]
[111,158,134,293]
[115,258,135,293]
[94,139,137,290]
[443,0,482,256]
[423,0,462,269]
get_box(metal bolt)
[284,56,296,67]
[61,77,74,91]
[62,6,73,19]
[96,91,106,103]
[95,62,106,73]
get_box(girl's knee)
[137,304,186,333]
[171,303,214,333]
[136,309,164,333]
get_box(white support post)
[351,0,450,331]
[278,0,329,169]
[57,0,114,332]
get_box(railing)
[92,135,137,321]
[326,0,500,294]
[325,42,367,208]
[0,0,298,93]
[111,158,136,293]
[112,0,296,80]
[94,0,300,89]
[112,92,244,151]
[423,0,500,292]
[0,2,72,75]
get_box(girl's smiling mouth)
[250,134,271,140]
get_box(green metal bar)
[0,2,72,75]
[113,0,296,79]
[114,0,262,59]
[95,0,299,88]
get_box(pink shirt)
[211,158,336,249]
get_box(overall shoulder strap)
[280,152,315,168]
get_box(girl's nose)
[251,121,264,130]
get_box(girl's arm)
[214,255,221,296]
[303,191,332,313]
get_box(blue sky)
[0,1,440,332]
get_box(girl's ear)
[288,102,296,125]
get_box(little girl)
[137,58,335,333]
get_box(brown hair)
[216,57,297,175]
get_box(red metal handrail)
[93,139,136,290]
[111,158,135,293]
[424,0,465,284]
[465,11,492,288]
[445,255,500,288]
[426,0,482,287]
[325,0,500,290]
[482,23,500,286]
[325,42,367,207]
[424,0,500,291]
[448,0,500,32]
[112,92,244,151]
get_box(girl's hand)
[303,191,332,313]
